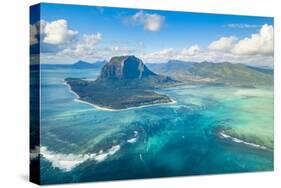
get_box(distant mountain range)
[40,60,108,69]
[64,55,273,109]
[246,65,273,75]
[41,58,273,87]
[71,60,108,69]
[147,60,273,86]
[41,56,273,87]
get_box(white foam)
[95,145,120,162]
[30,146,40,160]
[232,138,243,143]
[108,145,121,155]
[220,132,231,138]
[139,153,145,163]
[94,153,108,162]
[39,145,121,172]
[219,131,267,150]
[127,137,138,143]
[127,131,139,143]
[40,146,88,172]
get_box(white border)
[0,0,280,187]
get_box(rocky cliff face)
[99,56,156,80]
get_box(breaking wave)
[31,145,120,172]
[127,131,139,143]
[220,131,267,150]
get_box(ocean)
[35,66,273,184]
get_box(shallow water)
[37,66,273,184]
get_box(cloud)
[43,19,78,45]
[208,24,274,56]
[226,24,260,29]
[143,48,176,62]
[131,11,165,32]
[55,33,136,62]
[31,19,102,60]
[141,42,273,67]
[30,20,46,46]
[142,45,201,62]
[58,33,102,58]
[180,45,201,56]
[104,46,135,55]
[32,19,138,63]
[37,19,273,67]
[30,24,38,45]
[30,19,78,46]
[208,36,237,51]
[232,24,274,56]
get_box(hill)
[65,56,178,110]
[148,60,273,86]
[71,60,108,69]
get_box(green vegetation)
[65,56,179,110]
[65,78,174,110]
[65,56,273,110]
[149,61,273,87]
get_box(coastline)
[64,81,80,98]
[64,81,177,112]
[219,131,268,150]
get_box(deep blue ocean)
[35,66,273,184]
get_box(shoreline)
[64,81,177,112]
[219,131,268,150]
[64,81,80,98]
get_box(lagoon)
[38,66,273,184]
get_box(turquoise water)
[37,66,273,184]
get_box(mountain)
[147,60,194,73]
[65,56,178,110]
[71,60,92,68]
[246,65,273,75]
[71,60,108,69]
[99,56,156,80]
[149,60,273,86]
[94,60,109,68]
[97,55,178,88]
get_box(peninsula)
[65,56,178,110]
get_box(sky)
[30,3,274,67]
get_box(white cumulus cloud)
[142,45,201,63]
[59,33,102,58]
[143,48,176,62]
[30,24,38,45]
[232,24,274,56]
[141,40,273,67]
[208,24,274,56]
[30,20,47,45]
[131,11,165,32]
[208,36,237,51]
[43,19,78,45]
[180,45,201,56]
[30,19,78,46]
